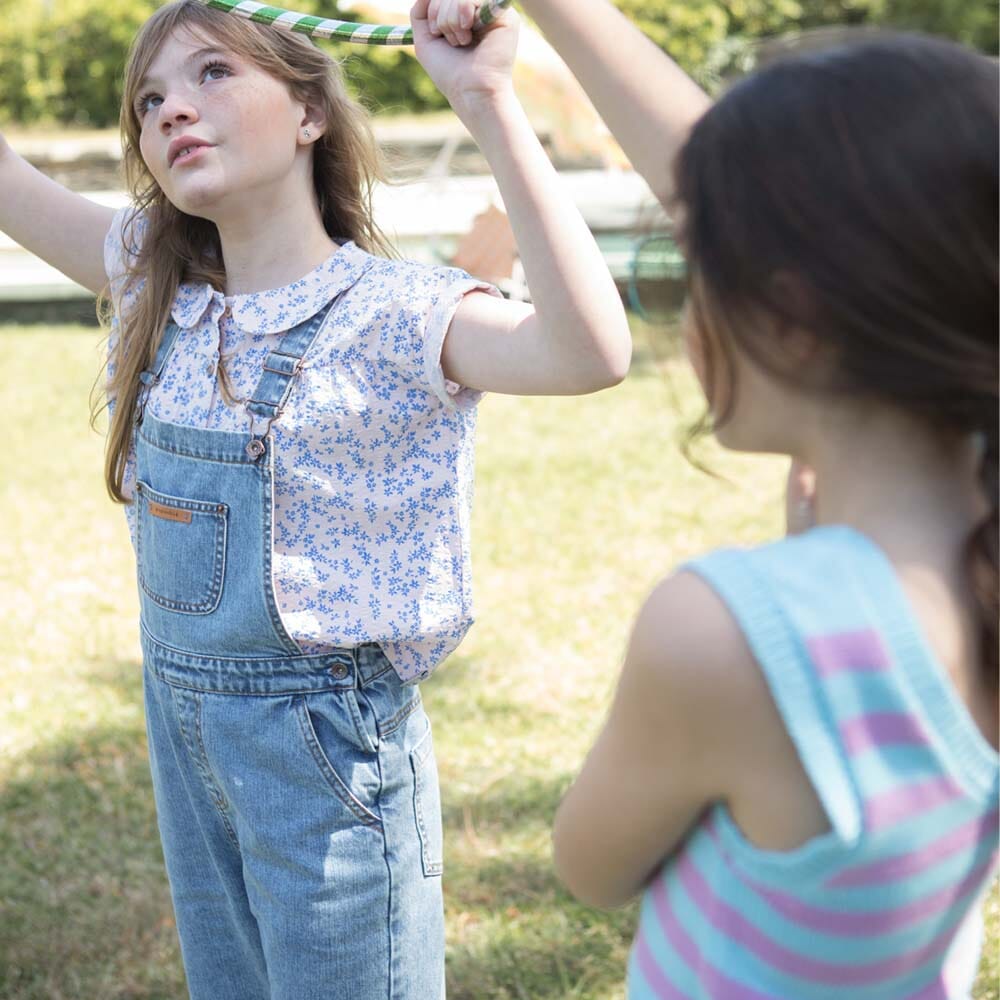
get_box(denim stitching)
[294,696,383,828]
[136,485,228,614]
[379,695,422,739]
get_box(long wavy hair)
[96,0,392,504]
[674,33,999,689]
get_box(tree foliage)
[0,0,994,127]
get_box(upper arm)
[0,144,116,295]
[440,291,625,396]
[552,571,755,908]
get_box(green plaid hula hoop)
[201,0,513,45]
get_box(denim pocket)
[410,724,443,877]
[295,693,383,829]
[136,481,228,615]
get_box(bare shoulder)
[629,570,763,707]
[626,571,792,786]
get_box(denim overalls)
[133,298,445,1000]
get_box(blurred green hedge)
[0,0,448,127]
[0,0,995,127]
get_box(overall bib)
[133,300,446,1000]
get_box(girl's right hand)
[411,0,518,115]
[426,0,479,47]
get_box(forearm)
[0,139,115,296]
[455,89,630,387]
[517,0,711,206]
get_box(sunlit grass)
[1,323,996,999]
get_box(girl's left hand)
[410,0,519,114]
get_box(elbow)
[581,333,632,394]
[552,810,635,910]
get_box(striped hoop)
[201,0,512,46]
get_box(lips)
[168,136,214,168]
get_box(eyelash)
[135,60,232,118]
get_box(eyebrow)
[137,47,230,93]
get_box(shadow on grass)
[427,657,635,1000]
[0,657,186,1000]
[2,651,631,1000]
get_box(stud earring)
[303,128,312,140]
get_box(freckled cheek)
[222,89,299,174]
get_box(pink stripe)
[828,813,1000,887]
[631,934,690,1000]
[740,853,996,937]
[649,877,780,1000]
[840,711,930,755]
[807,629,891,677]
[672,852,965,986]
[903,975,948,1000]
[865,776,964,831]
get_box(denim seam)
[293,696,383,828]
[373,736,394,1000]
[172,689,241,851]
[410,730,443,877]
[347,688,380,755]
[378,695,422,739]
[136,428,255,465]
[259,458,303,654]
[142,624,354,670]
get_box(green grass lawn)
[1,323,996,999]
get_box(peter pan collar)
[169,241,374,333]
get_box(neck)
[798,403,985,559]
[212,182,338,296]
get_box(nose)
[158,92,200,134]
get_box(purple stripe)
[902,975,948,1000]
[840,711,930,755]
[737,853,996,937]
[672,852,966,986]
[648,877,779,1000]
[631,934,691,1000]
[865,776,964,831]
[806,629,891,677]
[828,813,1000,887]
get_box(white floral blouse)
[105,207,498,683]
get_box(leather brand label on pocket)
[148,501,193,524]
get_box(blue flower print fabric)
[104,207,501,683]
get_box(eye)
[135,92,162,118]
[201,60,232,83]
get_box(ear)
[297,103,327,145]
[765,270,824,368]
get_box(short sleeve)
[103,205,147,325]
[421,268,502,410]
[103,206,146,515]
[366,258,502,410]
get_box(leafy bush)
[0,0,994,127]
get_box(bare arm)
[414,3,631,395]
[551,572,748,908]
[0,133,116,295]
[515,0,711,207]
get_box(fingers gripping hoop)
[201,0,513,45]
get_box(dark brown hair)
[674,33,999,687]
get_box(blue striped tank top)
[629,525,999,999]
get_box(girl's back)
[629,526,998,998]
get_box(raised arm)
[514,0,711,207]
[0,132,116,295]
[413,0,631,395]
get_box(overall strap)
[136,321,184,422]
[243,296,339,457]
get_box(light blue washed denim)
[132,303,446,1000]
